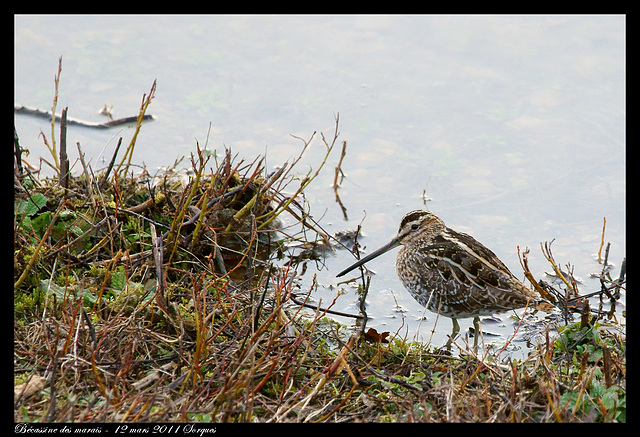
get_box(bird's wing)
[417,229,535,304]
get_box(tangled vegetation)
[14,65,625,423]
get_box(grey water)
[15,14,625,356]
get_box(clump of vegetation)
[14,61,624,423]
[14,116,345,421]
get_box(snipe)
[337,210,546,350]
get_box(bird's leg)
[445,318,460,349]
[473,316,481,352]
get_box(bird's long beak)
[336,236,401,277]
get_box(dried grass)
[14,66,625,422]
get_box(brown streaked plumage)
[337,210,543,349]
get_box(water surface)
[15,14,625,354]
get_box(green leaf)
[39,279,97,305]
[589,380,606,398]
[59,209,76,221]
[15,193,48,217]
[559,391,581,413]
[111,267,127,291]
[600,389,618,410]
[30,212,52,237]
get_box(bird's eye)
[411,223,419,230]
